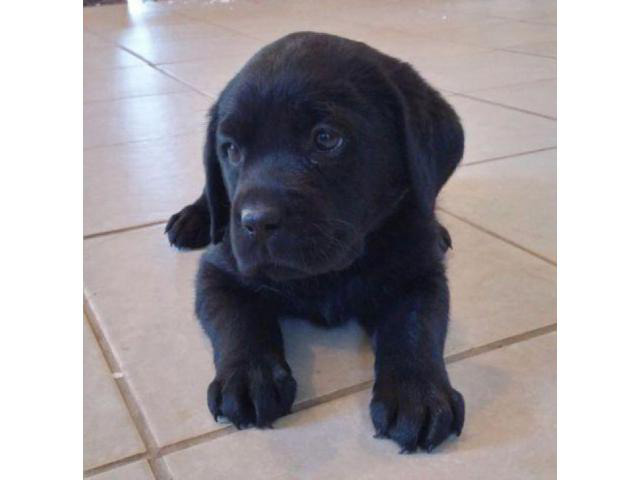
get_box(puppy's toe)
[388,404,426,453]
[370,396,397,438]
[208,357,297,430]
[418,400,453,452]
[371,373,464,454]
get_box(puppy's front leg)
[196,263,296,429]
[370,272,464,453]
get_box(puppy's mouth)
[236,235,364,282]
[250,263,310,281]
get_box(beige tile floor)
[84,1,556,478]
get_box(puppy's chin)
[235,239,365,282]
[245,264,310,282]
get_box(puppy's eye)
[313,127,343,152]
[222,143,241,165]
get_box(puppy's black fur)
[166,32,465,453]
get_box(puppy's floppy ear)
[204,104,230,244]
[391,63,464,216]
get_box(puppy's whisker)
[310,222,349,253]
[325,217,359,235]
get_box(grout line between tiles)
[437,207,557,266]
[153,64,221,98]
[452,91,557,120]
[496,47,556,60]
[83,125,206,152]
[444,323,556,363]
[155,377,384,458]
[169,9,266,43]
[97,10,265,101]
[111,44,215,100]
[461,146,556,167]
[84,220,167,240]
[83,88,194,105]
[82,89,209,106]
[488,15,556,27]
[84,452,149,478]
[145,458,165,480]
[83,298,172,480]
[156,426,235,459]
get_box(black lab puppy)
[166,32,464,453]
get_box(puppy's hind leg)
[166,189,211,249]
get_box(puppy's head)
[204,32,463,281]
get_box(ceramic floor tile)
[327,2,511,38]
[442,213,556,355]
[159,53,254,99]
[157,37,544,109]
[84,28,146,70]
[84,3,191,33]
[84,226,372,447]
[436,20,555,49]
[87,460,154,480]
[104,21,242,44]
[466,79,556,118]
[448,0,555,22]
[84,132,204,236]
[192,12,380,45]
[114,27,261,65]
[440,149,557,261]
[482,1,556,23]
[175,0,339,29]
[352,29,491,68]
[416,50,555,93]
[447,95,556,164]
[84,64,190,102]
[84,0,557,463]
[83,91,211,149]
[84,317,145,470]
[84,210,555,447]
[164,333,556,480]
[522,14,556,26]
[158,28,485,99]
[84,31,111,49]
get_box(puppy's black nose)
[241,207,281,239]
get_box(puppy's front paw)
[165,204,210,249]
[370,370,464,453]
[207,356,297,429]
